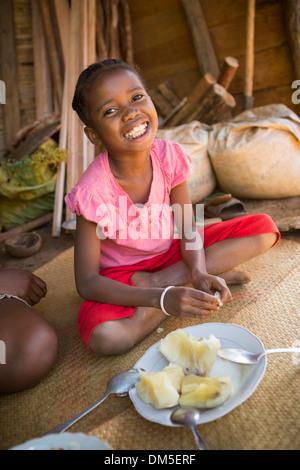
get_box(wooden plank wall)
[0,0,298,161]
[129,0,299,116]
[0,0,35,160]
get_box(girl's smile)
[123,121,149,140]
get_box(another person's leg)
[0,298,58,395]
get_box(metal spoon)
[217,347,300,365]
[170,407,209,450]
[44,368,141,435]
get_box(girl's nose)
[123,106,140,121]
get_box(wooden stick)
[0,213,53,244]
[66,0,84,221]
[218,56,239,90]
[53,0,70,69]
[0,0,21,149]
[96,0,108,60]
[284,0,300,80]
[121,0,134,65]
[51,0,70,236]
[243,0,256,110]
[150,89,175,117]
[104,0,111,53]
[157,82,180,108]
[83,0,96,170]
[167,73,216,126]
[52,69,69,237]
[188,83,236,125]
[160,97,188,127]
[110,0,121,58]
[181,0,220,79]
[39,0,64,111]
[31,0,53,118]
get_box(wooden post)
[52,0,70,236]
[39,0,64,111]
[120,0,134,65]
[166,73,216,126]
[82,0,97,172]
[150,89,175,117]
[188,83,236,125]
[181,0,220,79]
[284,0,300,80]
[243,0,256,110]
[218,57,239,90]
[53,0,70,69]
[96,0,108,60]
[157,82,180,108]
[65,0,85,221]
[0,0,21,149]
[110,0,121,58]
[31,0,53,118]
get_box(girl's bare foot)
[131,265,251,289]
[131,261,190,289]
[219,270,251,285]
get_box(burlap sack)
[156,121,216,204]
[207,104,300,199]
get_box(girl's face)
[84,69,158,158]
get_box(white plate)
[10,432,110,450]
[129,323,267,426]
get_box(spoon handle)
[266,347,300,355]
[190,425,209,450]
[43,390,110,435]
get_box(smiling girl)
[65,59,280,355]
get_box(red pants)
[78,214,280,349]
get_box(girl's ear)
[84,127,102,146]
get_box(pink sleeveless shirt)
[65,139,192,269]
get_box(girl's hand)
[191,270,232,306]
[0,269,47,306]
[162,284,229,318]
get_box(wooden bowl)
[5,231,42,258]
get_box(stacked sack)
[157,121,217,204]
[207,104,300,199]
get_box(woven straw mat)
[1,238,299,450]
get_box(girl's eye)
[104,107,117,116]
[132,93,143,102]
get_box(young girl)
[65,59,280,356]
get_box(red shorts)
[78,214,280,349]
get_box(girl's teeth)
[125,123,147,139]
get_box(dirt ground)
[0,220,74,272]
[1,195,300,272]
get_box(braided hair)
[72,59,145,126]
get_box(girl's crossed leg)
[89,222,278,355]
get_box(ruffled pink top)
[65,139,192,269]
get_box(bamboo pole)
[52,0,70,236]
[31,0,53,118]
[243,0,256,110]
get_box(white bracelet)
[160,286,175,316]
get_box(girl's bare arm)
[74,214,163,308]
[74,212,224,317]
[170,181,231,305]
